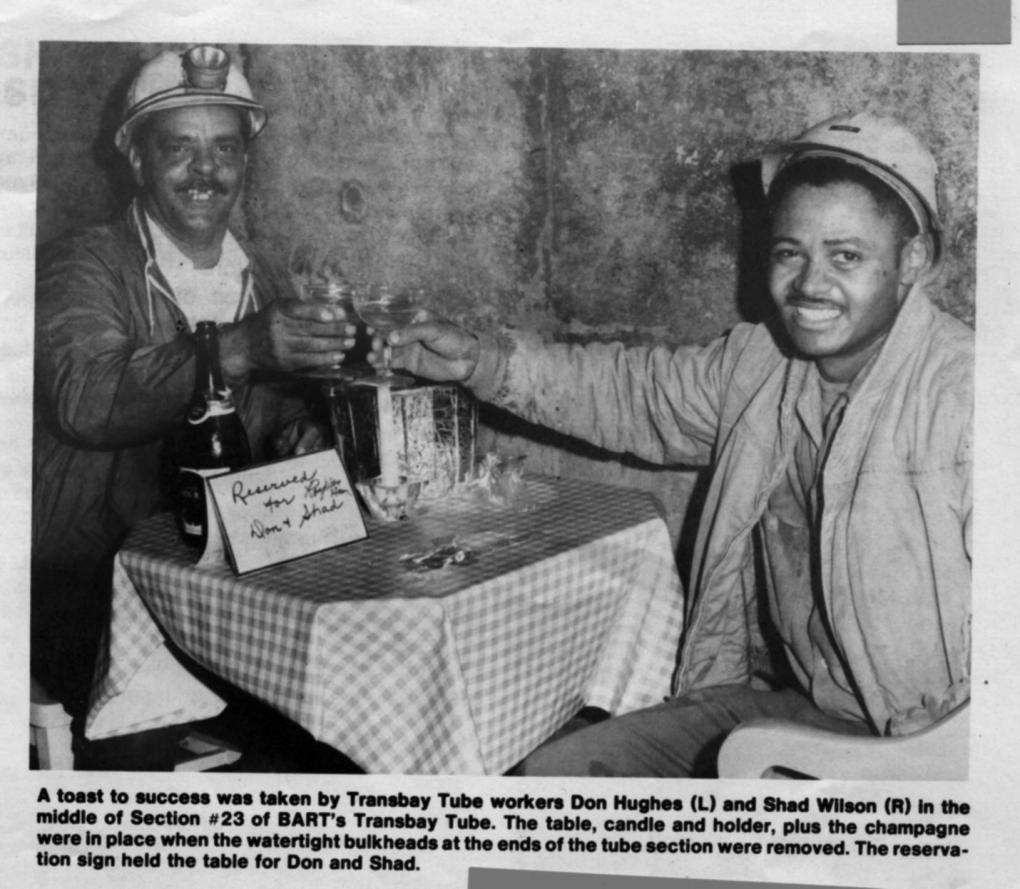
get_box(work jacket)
[33,201,306,578]
[466,284,972,735]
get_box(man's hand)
[384,313,481,383]
[270,417,328,458]
[218,299,357,379]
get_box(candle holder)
[355,476,422,522]
[328,384,477,499]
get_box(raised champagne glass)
[297,278,371,382]
[351,283,422,389]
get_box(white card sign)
[203,449,367,574]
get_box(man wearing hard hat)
[388,112,972,776]
[32,46,352,725]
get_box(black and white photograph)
[31,40,977,777]
[4,3,1019,888]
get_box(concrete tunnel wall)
[37,42,978,556]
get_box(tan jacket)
[467,285,972,734]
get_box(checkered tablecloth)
[87,476,686,774]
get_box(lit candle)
[376,383,400,487]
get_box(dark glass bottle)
[175,321,252,547]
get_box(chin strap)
[131,200,180,338]
[234,264,259,322]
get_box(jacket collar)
[840,281,936,407]
[125,198,261,332]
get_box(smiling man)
[129,103,248,266]
[766,151,932,384]
[32,45,356,729]
[384,112,973,777]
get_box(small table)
[87,475,685,774]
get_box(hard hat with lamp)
[115,45,268,155]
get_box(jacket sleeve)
[35,234,195,449]
[465,326,756,467]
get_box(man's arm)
[36,234,355,454]
[389,315,753,467]
[216,298,355,382]
[35,236,195,447]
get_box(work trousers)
[517,684,872,777]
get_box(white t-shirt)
[146,213,250,327]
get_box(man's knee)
[515,685,813,778]
[516,699,723,778]
[517,719,652,777]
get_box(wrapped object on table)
[329,383,478,501]
[469,453,531,511]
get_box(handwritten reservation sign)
[203,449,367,574]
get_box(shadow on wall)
[730,160,773,325]
[90,57,139,215]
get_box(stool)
[30,677,74,770]
[717,700,969,780]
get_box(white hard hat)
[761,112,941,244]
[115,45,268,154]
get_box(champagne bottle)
[176,321,251,547]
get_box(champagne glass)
[296,278,372,382]
[351,283,422,389]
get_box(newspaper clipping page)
[3,2,1018,888]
